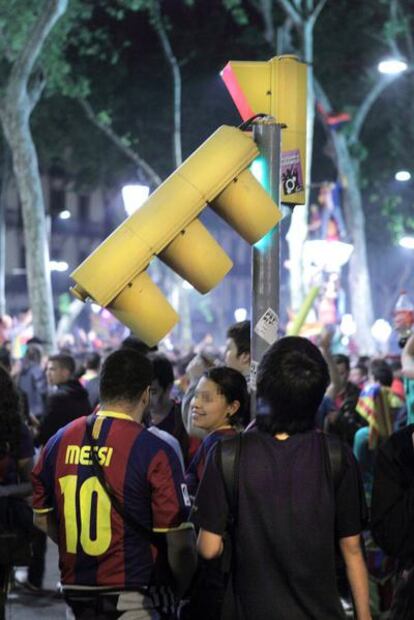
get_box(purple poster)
[281,149,304,196]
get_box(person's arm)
[197,528,223,560]
[339,535,371,620]
[33,510,59,544]
[148,443,196,594]
[166,524,197,597]
[401,334,414,379]
[371,433,414,558]
[192,445,229,560]
[31,440,58,541]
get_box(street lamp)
[49,261,69,272]
[377,58,408,74]
[234,307,248,322]
[399,236,414,249]
[302,239,354,272]
[121,184,150,216]
[395,170,411,182]
[371,319,392,354]
[58,210,71,220]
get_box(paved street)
[5,542,67,619]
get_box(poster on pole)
[281,149,304,196]
[254,308,279,345]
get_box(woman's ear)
[228,400,240,417]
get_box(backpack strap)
[216,434,242,525]
[325,433,346,490]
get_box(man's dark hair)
[49,353,76,376]
[150,353,174,390]
[256,336,330,435]
[26,344,42,364]
[85,352,101,371]
[100,349,153,403]
[226,320,251,356]
[370,358,393,387]
[333,353,350,372]
[355,362,368,377]
[120,335,157,355]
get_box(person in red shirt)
[32,349,196,619]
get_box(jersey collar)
[96,410,135,422]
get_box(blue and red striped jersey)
[32,411,191,590]
[185,427,236,496]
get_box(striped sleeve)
[31,439,57,514]
[147,446,191,531]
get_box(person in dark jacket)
[148,353,196,467]
[19,354,91,593]
[371,424,414,619]
[194,337,370,620]
[17,344,47,421]
[36,354,91,448]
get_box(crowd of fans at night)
[0,317,413,620]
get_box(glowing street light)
[50,261,69,272]
[58,209,71,220]
[234,307,248,322]
[395,170,411,182]
[399,236,414,249]
[371,319,392,344]
[340,314,356,337]
[121,184,150,216]
[377,58,408,74]
[303,240,353,272]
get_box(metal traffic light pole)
[250,117,285,418]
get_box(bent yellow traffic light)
[221,55,307,205]
[70,125,282,346]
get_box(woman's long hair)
[0,365,21,458]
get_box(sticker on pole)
[254,308,279,345]
[250,360,259,392]
[281,149,304,196]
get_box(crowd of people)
[0,319,413,620]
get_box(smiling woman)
[191,377,239,433]
[185,367,247,497]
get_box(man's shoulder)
[147,426,178,450]
[139,426,180,458]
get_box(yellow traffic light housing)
[70,125,282,346]
[221,55,307,205]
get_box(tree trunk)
[0,0,68,350]
[333,132,375,354]
[0,145,12,316]
[1,107,56,348]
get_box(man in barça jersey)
[31,348,196,619]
